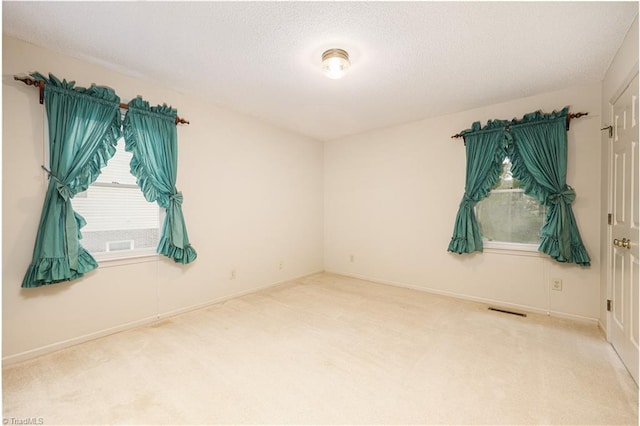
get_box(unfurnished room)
[2,2,639,425]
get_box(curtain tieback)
[169,191,183,206]
[41,165,72,200]
[547,186,575,204]
[461,193,476,207]
[41,165,79,270]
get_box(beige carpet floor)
[3,273,638,425]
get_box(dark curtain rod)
[450,112,588,139]
[14,75,190,125]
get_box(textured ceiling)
[3,2,638,141]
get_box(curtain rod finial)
[569,112,588,119]
[14,74,44,104]
[14,74,36,85]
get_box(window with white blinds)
[72,138,162,260]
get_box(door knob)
[615,238,633,249]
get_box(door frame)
[605,64,639,342]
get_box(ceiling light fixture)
[321,48,350,79]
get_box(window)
[71,138,162,260]
[475,158,546,250]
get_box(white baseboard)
[156,270,324,321]
[598,319,609,339]
[327,270,599,325]
[547,310,600,325]
[4,269,598,366]
[2,315,159,366]
[2,270,324,366]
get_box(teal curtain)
[509,108,590,266]
[448,123,509,254]
[123,97,197,264]
[22,73,122,288]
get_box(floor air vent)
[488,307,527,317]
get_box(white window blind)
[71,138,162,260]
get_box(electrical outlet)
[230,269,236,280]
[350,254,355,263]
[278,260,283,270]
[551,278,562,291]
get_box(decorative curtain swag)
[124,96,197,264]
[448,107,590,267]
[22,73,123,288]
[22,73,196,289]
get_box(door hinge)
[608,213,613,225]
[607,299,612,312]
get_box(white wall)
[2,36,324,362]
[5,25,630,363]
[600,16,639,332]
[325,84,603,321]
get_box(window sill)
[95,251,160,268]
[483,241,543,257]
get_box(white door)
[610,73,639,384]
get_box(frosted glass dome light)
[322,49,350,79]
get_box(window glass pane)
[72,139,160,256]
[494,157,521,190]
[73,186,160,255]
[476,158,546,245]
[476,190,545,244]
[95,139,137,185]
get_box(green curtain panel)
[448,123,509,254]
[509,108,590,266]
[449,107,590,266]
[123,97,197,264]
[22,73,122,288]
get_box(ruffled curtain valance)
[448,107,590,266]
